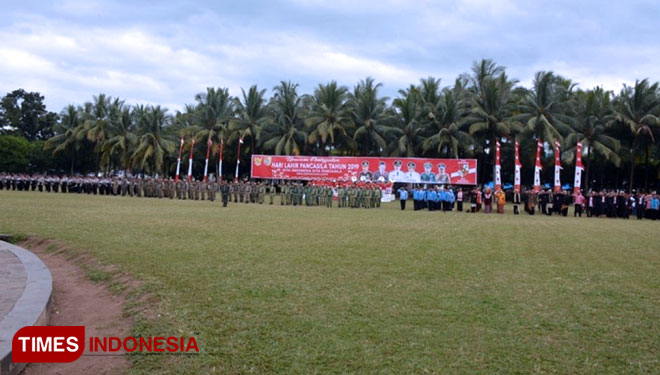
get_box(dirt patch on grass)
[20,238,134,375]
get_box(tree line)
[1,59,659,192]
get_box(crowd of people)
[395,184,660,220]
[0,173,384,209]
[3,173,659,219]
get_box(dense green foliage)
[2,60,660,190]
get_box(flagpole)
[574,141,584,194]
[494,139,501,190]
[533,139,542,192]
[203,137,212,182]
[553,140,562,192]
[218,137,224,182]
[235,137,243,182]
[187,139,195,182]
[514,139,521,193]
[174,137,184,182]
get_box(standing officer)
[398,186,408,210]
[220,181,230,207]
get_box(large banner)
[251,155,478,185]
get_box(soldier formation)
[0,173,385,209]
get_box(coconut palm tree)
[423,81,472,158]
[305,81,355,155]
[612,79,660,192]
[465,59,505,99]
[193,87,233,153]
[100,106,138,172]
[387,85,423,157]
[464,72,517,182]
[348,77,393,156]
[45,105,84,174]
[514,71,574,143]
[418,76,443,119]
[230,85,271,157]
[130,106,175,175]
[261,81,307,155]
[77,94,119,173]
[564,87,620,189]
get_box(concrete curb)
[0,241,52,375]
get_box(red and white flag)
[553,140,562,192]
[494,139,501,190]
[533,139,543,192]
[218,137,224,181]
[203,137,212,182]
[574,141,584,194]
[175,137,184,182]
[235,137,243,181]
[187,138,195,182]
[514,139,521,193]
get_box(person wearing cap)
[389,160,405,182]
[358,161,373,182]
[436,163,450,184]
[421,162,437,183]
[405,162,421,183]
[372,161,389,182]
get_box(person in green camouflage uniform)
[280,183,287,205]
[258,183,266,204]
[326,186,333,207]
[268,183,275,205]
[220,181,230,207]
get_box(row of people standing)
[520,189,660,220]
[1,173,384,209]
[276,182,382,208]
[0,173,237,206]
[409,186,457,211]
[397,186,507,214]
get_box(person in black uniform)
[593,192,602,217]
[553,191,563,215]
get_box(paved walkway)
[0,241,52,375]
[0,250,27,320]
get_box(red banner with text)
[251,155,477,185]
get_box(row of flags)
[174,136,585,192]
[174,136,242,182]
[494,139,584,194]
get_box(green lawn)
[1,190,659,374]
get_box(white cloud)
[2,0,660,115]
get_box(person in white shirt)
[405,161,421,183]
[388,160,405,182]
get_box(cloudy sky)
[1,0,659,113]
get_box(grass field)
[1,190,659,374]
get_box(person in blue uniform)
[398,187,408,210]
[427,187,437,211]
